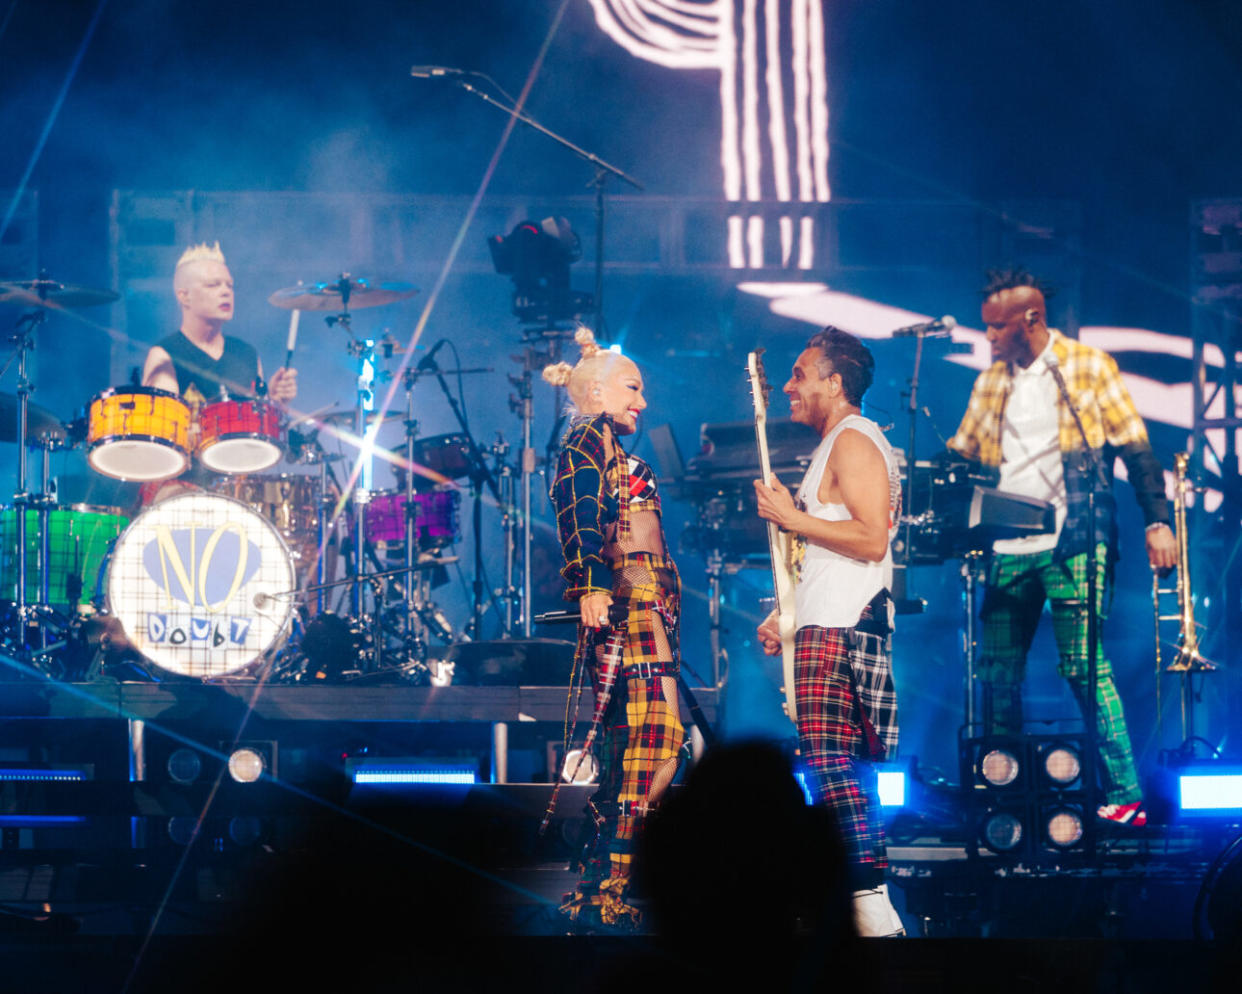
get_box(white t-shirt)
[793,414,900,630]
[993,339,1066,555]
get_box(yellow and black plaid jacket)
[948,330,1170,559]
[550,414,622,600]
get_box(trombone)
[1152,452,1216,746]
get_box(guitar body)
[747,350,800,726]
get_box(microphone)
[891,315,957,338]
[1044,349,1071,394]
[410,65,466,78]
[534,604,627,627]
[417,338,449,372]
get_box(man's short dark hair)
[806,326,875,407]
[981,267,1057,300]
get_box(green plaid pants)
[979,545,1141,805]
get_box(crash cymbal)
[297,406,405,430]
[0,278,119,309]
[268,276,418,312]
[0,393,68,445]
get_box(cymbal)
[0,278,119,309]
[303,407,405,429]
[0,392,67,445]
[268,277,418,312]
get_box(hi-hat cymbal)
[0,393,68,445]
[0,278,119,309]
[268,277,418,312]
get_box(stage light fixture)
[1044,806,1086,849]
[1041,743,1082,787]
[167,816,198,846]
[1179,769,1242,817]
[962,733,1092,861]
[981,810,1024,853]
[227,748,266,784]
[166,748,202,784]
[487,216,591,324]
[980,748,1021,788]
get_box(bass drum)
[105,492,296,678]
[213,473,342,600]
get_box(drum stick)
[283,308,300,370]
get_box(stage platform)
[0,676,1237,988]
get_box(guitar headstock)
[746,349,771,421]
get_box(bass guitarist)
[754,326,904,937]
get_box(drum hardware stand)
[1,307,74,669]
[391,363,434,663]
[416,351,501,640]
[323,275,383,639]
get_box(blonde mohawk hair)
[175,241,226,270]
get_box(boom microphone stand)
[419,68,644,338]
[1045,351,1106,853]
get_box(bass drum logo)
[107,492,296,678]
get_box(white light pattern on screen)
[587,0,830,268]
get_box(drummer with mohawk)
[142,242,297,407]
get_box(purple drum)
[363,489,460,549]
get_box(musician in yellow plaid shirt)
[949,269,1177,828]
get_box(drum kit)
[0,271,514,686]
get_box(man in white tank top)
[755,327,904,938]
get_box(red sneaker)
[1097,801,1147,827]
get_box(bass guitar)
[746,348,799,725]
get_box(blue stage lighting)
[347,758,478,785]
[0,766,91,782]
[877,769,906,808]
[795,765,906,808]
[1179,770,1242,817]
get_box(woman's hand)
[580,590,614,629]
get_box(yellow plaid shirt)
[949,329,1170,558]
[949,329,1151,464]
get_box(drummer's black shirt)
[157,331,260,405]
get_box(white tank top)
[793,414,899,630]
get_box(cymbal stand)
[492,434,520,635]
[397,364,429,661]
[294,426,341,616]
[3,309,54,660]
[508,351,537,636]
[326,279,380,652]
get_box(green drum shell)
[0,505,129,608]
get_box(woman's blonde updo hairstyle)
[541,326,625,411]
